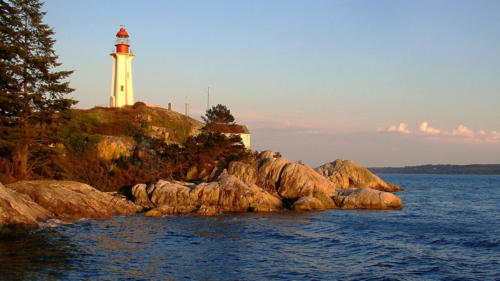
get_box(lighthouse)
[110,26,134,107]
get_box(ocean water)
[1,174,499,280]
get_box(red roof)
[116,27,129,38]
[204,124,250,134]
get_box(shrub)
[65,133,101,155]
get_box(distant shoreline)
[369,164,500,175]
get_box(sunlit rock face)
[6,180,142,221]
[333,188,403,210]
[1,180,143,237]
[225,152,336,209]
[315,159,403,192]
[255,157,290,196]
[0,182,51,237]
[96,136,135,160]
[278,162,337,209]
[291,196,326,211]
[132,175,283,216]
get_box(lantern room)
[115,26,130,53]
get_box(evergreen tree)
[0,0,75,179]
[201,104,235,125]
[0,1,20,92]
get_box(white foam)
[39,219,72,228]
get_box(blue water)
[1,175,499,280]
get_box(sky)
[42,0,500,167]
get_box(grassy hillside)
[69,102,203,144]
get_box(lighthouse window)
[121,85,124,91]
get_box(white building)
[222,125,251,148]
[110,26,134,107]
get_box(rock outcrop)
[258,150,281,160]
[278,162,336,208]
[96,135,135,160]
[222,151,403,212]
[315,159,403,192]
[133,150,403,215]
[255,157,290,195]
[226,152,337,210]
[333,188,403,210]
[226,161,258,186]
[132,175,282,217]
[0,183,51,237]
[6,181,142,221]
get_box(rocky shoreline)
[0,181,141,237]
[0,151,403,238]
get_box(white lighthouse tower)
[110,26,134,107]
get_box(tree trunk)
[13,119,31,180]
[13,141,29,180]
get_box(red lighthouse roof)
[116,27,129,38]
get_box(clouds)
[419,122,441,135]
[380,121,500,144]
[386,123,410,134]
[452,124,474,138]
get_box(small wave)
[369,261,394,268]
[429,238,449,245]
[253,217,267,221]
[39,219,72,228]
[409,265,441,275]
[462,239,499,248]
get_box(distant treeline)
[369,164,500,175]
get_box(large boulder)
[6,181,142,221]
[291,197,326,211]
[333,188,403,210]
[258,150,281,161]
[225,156,290,197]
[0,183,51,237]
[278,163,337,209]
[227,153,345,211]
[206,175,282,213]
[226,161,258,186]
[226,155,337,210]
[133,180,194,210]
[255,157,290,196]
[132,175,283,216]
[315,159,403,192]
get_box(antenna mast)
[207,86,210,110]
